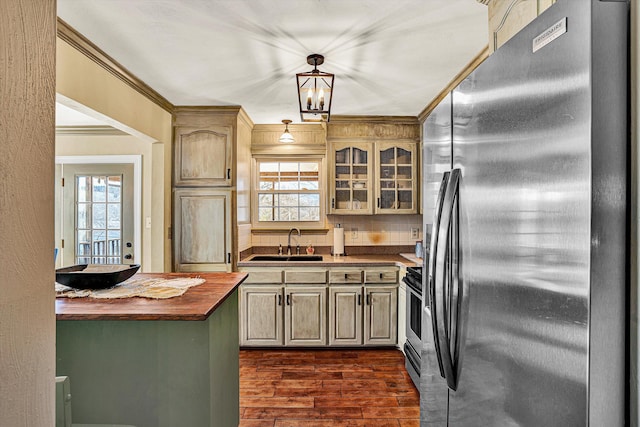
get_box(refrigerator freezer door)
[421,90,453,425]
[448,2,593,426]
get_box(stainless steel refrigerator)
[420,0,629,425]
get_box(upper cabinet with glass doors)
[328,141,418,215]
[375,142,418,214]
[326,117,420,215]
[329,142,373,214]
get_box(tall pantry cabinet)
[173,107,253,272]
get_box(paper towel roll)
[333,226,345,256]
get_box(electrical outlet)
[351,227,358,240]
[411,227,419,239]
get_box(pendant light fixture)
[278,119,294,143]
[296,54,334,122]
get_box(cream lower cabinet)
[328,268,398,346]
[240,285,283,346]
[328,286,363,346]
[328,285,398,346]
[240,284,327,347]
[397,268,407,353]
[284,286,327,346]
[239,266,397,347]
[364,286,398,346]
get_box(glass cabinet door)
[376,143,418,213]
[331,143,372,214]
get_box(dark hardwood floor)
[239,349,420,426]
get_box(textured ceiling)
[56,0,488,124]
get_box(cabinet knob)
[286,294,291,305]
[278,295,282,306]
[357,294,362,306]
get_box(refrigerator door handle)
[427,171,450,379]
[434,168,461,391]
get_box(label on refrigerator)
[532,17,567,53]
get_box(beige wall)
[0,0,56,425]
[56,39,172,145]
[56,133,164,272]
[56,37,173,271]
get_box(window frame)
[251,155,326,230]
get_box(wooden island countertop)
[55,272,248,321]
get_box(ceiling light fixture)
[279,119,294,143]
[296,54,334,122]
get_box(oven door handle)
[434,168,461,391]
[427,171,449,379]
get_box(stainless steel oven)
[402,266,422,390]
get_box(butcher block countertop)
[55,272,247,321]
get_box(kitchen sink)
[248,255,323,262]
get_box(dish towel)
[55,276,205,299]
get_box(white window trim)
[251,155,326,230]
[55,155,142,264]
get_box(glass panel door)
[62,164,134,266]
[333,145,370,213]
[75,174,123,264]
[378,145,414,212]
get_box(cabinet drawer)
[364,270,397,284]
[329,270,363,284]
[244,270,283,284]
[284,270,327,284]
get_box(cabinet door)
[364,286,398,346]
[329,286,363,346]
[174,126,232,186]
[397,278,407,353]
[375,142,418,214]
[173,189,231,272]
[284,286,327,346]
[329,142,373,215]
[240,285,283,346]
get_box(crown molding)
[55,125,128,136]
[57,18,174,114]
[330,115,419,125]
[173,105,244,115]
[237,107,255,129]
[326,116,420,141]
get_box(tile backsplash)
[239,215,422,252]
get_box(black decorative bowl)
[55,264,140,290]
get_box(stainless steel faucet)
[287,228,301,255]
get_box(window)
[75,174,123,264]
[255,159,323,225]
